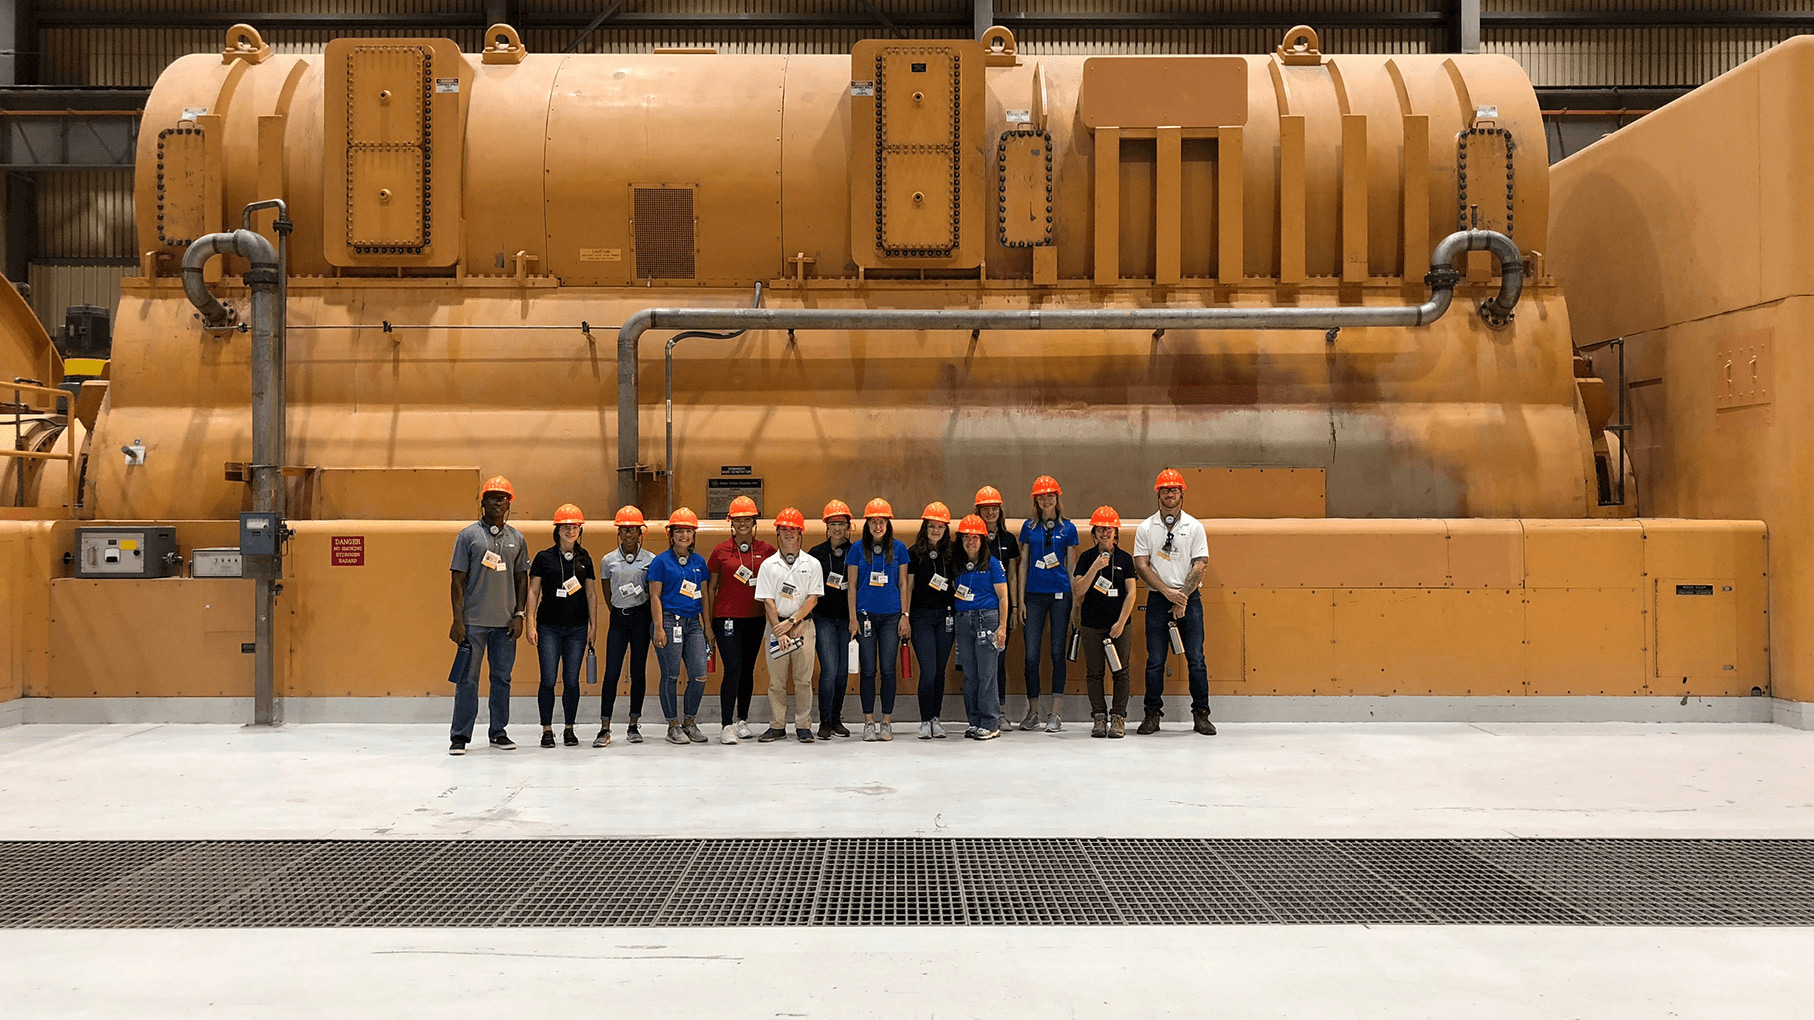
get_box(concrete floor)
[3,720,1812,1016]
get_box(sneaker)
[975,728,1000,740]
[1193,709,1218,736]
[879,721,894,742]
[1001,716,1016,732]
[563,727,579,747]
[929,718,947,739]
[1137,709,1162,735]
[862,721,879,742]
[1109,714,1126,738]
[719,726,739,745]
[757,726,787,743]
[816,722,834,740]
[1091,713,1108,738]
[683,719,707,743]
[592,727,612,748]
[1019,705,1041,731]
[666,722,687,745]
[831,721,851,737]
[448,739,468,756]
[1046,713,1063,733]
[964,726,977,738]
[796,728,815,743]
[540,730,556,748]
[735,719,755,740]
[490,735,517,750]
[918,721,933,740]
[626,722,643,744]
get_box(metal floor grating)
[1,838,1811,928]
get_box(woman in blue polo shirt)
[1017,475,1079,733]
[846,498,910,742]
[647,507,713,746]
[953,514,1010,739]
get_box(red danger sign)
[331,535,364,566]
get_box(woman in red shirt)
[708,496,776,743]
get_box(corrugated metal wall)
[35,171,134,260]
[26,264,133,329]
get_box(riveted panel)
[348,46,426,146]
[880,151,957,253]
[998,130,1054,248]
[348,146,425,247]
[879,50,956,149]
[154,124,213,249]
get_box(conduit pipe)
[181,210,288,727]
[616,229,1522,507]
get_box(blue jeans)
[1022,591,1070,697]
[450,624,515,741]
[815,615,851,725]
[655,614,709,721]
[910,608,954,720]
[1143,592,1210,714]
[602,604,651,721]
[956,608,1002,732]
[855,611,901,715]
[536,622,588,727]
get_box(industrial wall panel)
[41,27,484,86]
[25,264,134,332]
[34,170,134,259]
[47,578,254,697]
[1486,28,1802,87]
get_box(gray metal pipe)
[613,229,1521,509]
[181,218,286,727]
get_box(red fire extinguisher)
[899,636,913,681]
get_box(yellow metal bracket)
[221,24,272,65]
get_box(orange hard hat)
[1089,506,1121,529]
[1031,475,1062,496]
[822,499,853,522]
[921,501,951,524]
[1155,468,1187,492]
[553,503,585,526]
[480,475,514,499]
[727,495,760,519]
[956,514,989,537]
[668,507,699,529]
[774,507,806,530]
[973,485,1004,507]
[614,505,646,528]
[863,498,894,519]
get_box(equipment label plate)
[434,77,460,94]
[579,248,622,262]
[331,535,365,566]
[850,80,875,97]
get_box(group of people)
[445,470,1215,755]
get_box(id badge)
[955,584,974,602]
[1093,575,1117,596]
[827,572,847,590]
[481,550,506,572]
[944,614,954,633]
[1053,591,1064,601]
[780,581,798,598]
[557,576,581,598]
[929,573,949,592]
[723,619,735,636]
[734,564,755,586]
[869,570,888,588]
[672,623,684,642]
[678,579,701,599]
[621,582,645,599]
[1038,552,1059,570]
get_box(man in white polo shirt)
[754,507,825,743]
[1132,468,1215,736]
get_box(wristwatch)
[513,610,525,619]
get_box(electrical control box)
[190,547,245,578]
[74,527,181,579]
[239,512,281,556]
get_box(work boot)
[1091,713,1108,738]
[1192,709,1217,736]
[831,720,850,738]
[666,721,687,745]
[1109,713,1126,738]
[817,722,834,740]
[1137,709,1162,735]
[683,717,707,743]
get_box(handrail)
[2,379,79,509]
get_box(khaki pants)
[764,619,817,728]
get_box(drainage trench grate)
[1,838,1810,928]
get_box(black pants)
[601,604,650,721]
[718,615,765,726]
[911,608,954,720]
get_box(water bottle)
[584,645,598,686]
[847,636,859,674]
[1067,629,1081,662]
[1167,620,1185,655]
[1103,638,1123,672]
[899,637,913,680]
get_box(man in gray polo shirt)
[448,476,530,754]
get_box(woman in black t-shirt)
[973,486,1021,726]
[526,504,599,747]
[1072,506,1137,738]
[908,502,958,738]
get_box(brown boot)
[1108,713,1126,738]
[1192,708,1217,735]
[1137,709,1162,734]
[1090,713,1108,738]
[817,722,834,741]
